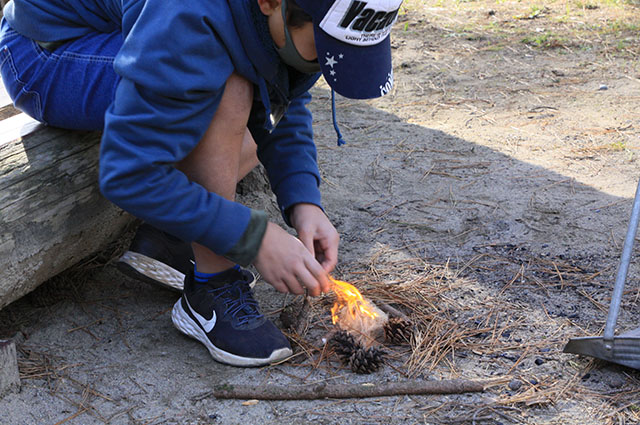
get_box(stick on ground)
[378,302,411,321]
[211,377,508,400]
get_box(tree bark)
[0,340,20,398]
[0,112,133,309]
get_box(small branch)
[378,302,411,321]
[211,377,508,400]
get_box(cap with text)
[295,0,404,99]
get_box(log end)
[0,339,20,398]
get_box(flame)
[329,276,379,325]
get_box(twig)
[53,407,90,425]
[378,302,411,321]
[210,377,508,400]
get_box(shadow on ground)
[0,80,639,424]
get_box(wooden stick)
[211,377,508,400]
[378,302,411,321]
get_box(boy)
[0,0,403,366]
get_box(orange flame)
[330,276,379,325]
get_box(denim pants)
[0,18,122,131]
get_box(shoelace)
[208,281,263,326]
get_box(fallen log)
[209,377,509,400]
[0,102,134,309]
[0,339,20,398]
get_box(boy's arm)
[254,91,322,223]
[254,91,339,273]
[99,79,267,266]
[98,0,268,266]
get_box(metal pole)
[604,178,640,349]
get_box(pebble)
[598,84,608,91]
[500,352,518,362]
[534,357,545,366]
[607,376,625,389]
[508,379,522,391]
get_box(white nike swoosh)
[185,297,216,333]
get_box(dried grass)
[282,242,639,423]
[16,345,118,424]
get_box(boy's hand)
[253,222,331,296]
[289,203,340,274]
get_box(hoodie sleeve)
[99,0,267,266]
[253,90,322,225]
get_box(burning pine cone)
[383,317,414,345]
[349,346,386,374]
[330,330,360,362]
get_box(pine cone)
[330,330,360,362]
[279,304,299,330]
[384,317,414,345]
[349,346,386,374]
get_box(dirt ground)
[2,0,640,424]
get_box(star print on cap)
[325,53,340,81]
[295,0,403,99]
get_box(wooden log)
[0,108,134,309]
[0,339,20,397]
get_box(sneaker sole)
[171,299,292,367]
[117,251,185,292]
[118,252,258,292]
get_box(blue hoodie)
[4,0,323,265]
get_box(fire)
[330,277,379,325]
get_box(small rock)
[598,84,608,91]
[499,353,518,362]
[529,378,539,385]
[581,373,591,381]
[607,376,625,389]
[534,357,545,366]
[508,379,522,391]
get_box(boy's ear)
[257,0,282,16]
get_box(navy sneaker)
[117,223,194,292]
[171,267,292,366]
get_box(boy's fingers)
[320,241,338,273]
[270,280,289,294]
[295,268,321,297]
[297,230,315,257]
[282,274,305,295]
[304,256,331,295]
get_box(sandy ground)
[2,1,640,424]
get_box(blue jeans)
[0,18,122,130]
